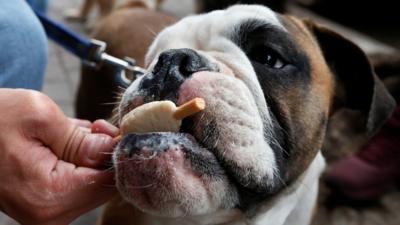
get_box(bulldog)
[97,4,395,225]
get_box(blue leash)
[34,10,93,60]
[26,0,145,87]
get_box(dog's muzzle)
[114,47,276,217]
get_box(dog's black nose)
[154,48,209,78]
[139,48,214,102]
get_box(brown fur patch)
[275,15,335,182]
[284,15,335,113]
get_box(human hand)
[0,89,119,225]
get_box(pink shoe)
[326,105,400,201]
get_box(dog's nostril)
[154,48,210,79]
[179,56,193,77]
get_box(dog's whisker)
[109,112,121,125]
[100,152,115,155]
[124,183,156,190]
[145,25,158,38]
[103,168,115,173]
[117,86,127,91]
[275,171,287,189]
[101,102,120,106]
[113,155,156,165]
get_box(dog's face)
[114,5,394,219]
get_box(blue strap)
[25,0,142,88]
[26,0,94,61]
[33,10,94,61]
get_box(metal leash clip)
[86,39,147,87]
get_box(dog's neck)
[251,152,325,225]
[131,152,326,225]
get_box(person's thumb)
[42,116,117,168]
[64,127,116,167]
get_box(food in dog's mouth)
[120,97,205,135]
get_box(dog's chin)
[114,71,273,217]
[114,132,232,217]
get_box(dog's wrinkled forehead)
[145,5,285,65]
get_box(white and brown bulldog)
[98,4,395,225]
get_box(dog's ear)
[305,21,396,135]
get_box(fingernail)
[92,119,120,136]
[103,121,120,135]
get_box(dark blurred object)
[370,53,400,101]
[325,105,400,201]
[197,0,286,13]
[315,51,400,224]
[300,0,400,26]
[321,51,400,163]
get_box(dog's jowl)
[100,5,395,225]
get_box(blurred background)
[1,0,399,224]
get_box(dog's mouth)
[116,70,225,166]
[114,70,275,217]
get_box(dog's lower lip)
[118,114,217,162]
[119,131,205,151]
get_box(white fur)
[252,152,326,225]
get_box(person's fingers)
[38,116,115,167]
[28,98,116,168]
[63,127,116,168]
[68,118,91,128]
[91,119,120,137]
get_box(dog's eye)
[248,46,286,69]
